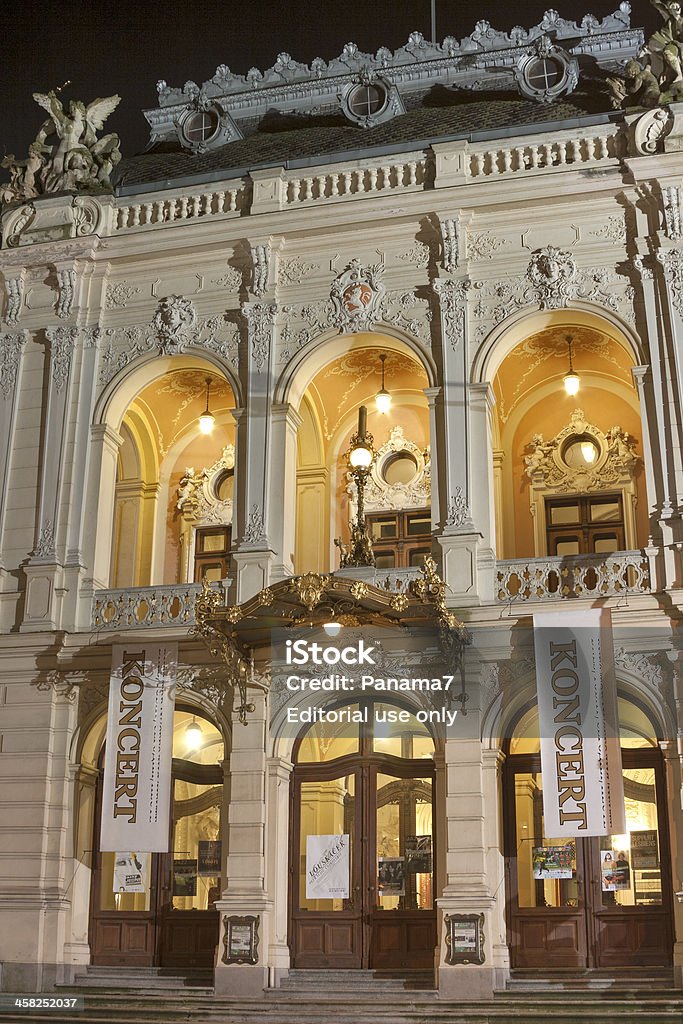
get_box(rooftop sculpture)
[609,0,683,104]
[1,91,122,205]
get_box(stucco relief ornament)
[656,248,683,316]
[526,246,577,309]
[243,503,267,544]
[152,295,197,354]
[330,259,386,333]
[0,330,28,398]
[55,267,76,320]
[176,444,235,526]
[47,326,78,392]
[250,244,270,297]
[446,486,472,529]
[3,274,25,326]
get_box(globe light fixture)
[198,376,215,434]
[563,335,580,396]
[185,716,203,751]
[322,619,343,638]
[375,353,392,414]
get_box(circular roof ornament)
[513,37,579,103]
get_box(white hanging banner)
[100,643,177,852]
[306,835,350,899]
[533,608,625,838]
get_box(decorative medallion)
[330,259,386,333]
[526,246,577,309]
[152,294,197,354]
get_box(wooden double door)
[290,754,436,969]
[505,749,673,969]
[90,750,221,969]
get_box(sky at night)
[0,0,660,162]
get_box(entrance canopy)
[193,559,468,723]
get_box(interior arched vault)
[294,334,429,573]
[492,324,647,559]
[111,365,235,587]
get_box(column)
[266,755,293,984]
[21,325,79,631]
[0,330,28,586]
[231,302,278,602]
[214,692,271,996]
[436,672,504,1000]
[78,423,124,626]
[267,403,301,581]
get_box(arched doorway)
[503,699,673,969]
[290,700,436,970]
[89,707,224,969]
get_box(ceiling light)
[185,716,203,751]
[322,620,342,637]
[199,376,215,434]
[375,353,392,414]
[563,335,580,396]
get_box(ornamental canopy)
[193,558,468,723]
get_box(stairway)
[12,968,683,1024]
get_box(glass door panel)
[375,773,433,911]
[98,851,152,911]
[298,774,356,912]
[170,778,221,911]
[598,767,662,908]
[514,770,580,909]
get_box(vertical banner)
[100,643,177,852]
[533,609,625,837]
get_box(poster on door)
[532,845,575,879]
[378,857,405,895]
[601,849,631,891]
[534,608,625,837]
[306,835,349,899]
[100,643,177,852]
[113,852,147,892]
[631,830,659,869]
[406,835,432,874]
[173,858,198,897]
[198,840,222,876]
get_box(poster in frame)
[444,912,485,965]
[222,915,260,965]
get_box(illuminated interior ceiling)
[126,368,235,460]
[304,338,429,446]
[493,326,636,427]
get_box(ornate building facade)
[1,1,683,1003]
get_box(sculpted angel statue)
[32,91,122,191]
[645,0,683,84]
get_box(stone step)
[16,988,683,1024]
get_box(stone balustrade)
[113,181,250,232]
[495,550,651,603]
[91,581,229,630]
[466,126,623,181]
[105,124,626,234]
[283,155,427,206]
